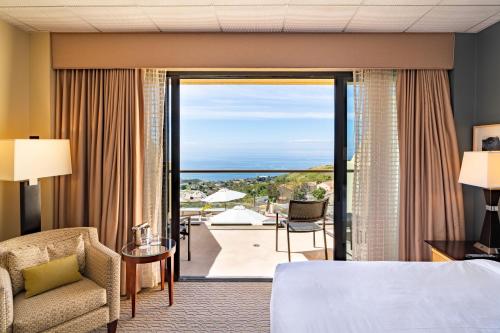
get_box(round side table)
[121,238,176,317]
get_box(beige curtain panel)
[54,69,144,291]
[397,69,465,261]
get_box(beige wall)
[29,32,54,234]
[0,21,30,241]
[0,21,53,241]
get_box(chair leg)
[313,231,316,247]
[287,225,291,262]
[275,213,279,251]
[107,320,118,333]
[323,222,328,260]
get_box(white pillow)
[7,246,49,295]
[47,234,85,273]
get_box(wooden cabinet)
[425,240,500,262]
[430,248,452,262]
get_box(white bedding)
[271,260,500,333]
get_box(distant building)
[180,190,206,203]
[277,184,294,203]
[305,182,317,192]
[317,181,333,195]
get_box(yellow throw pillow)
[22,254,82,298]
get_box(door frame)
[165,71,353,280]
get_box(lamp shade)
[459,151,500,189]
[0,139,72,185]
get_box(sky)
[180,83,354,170]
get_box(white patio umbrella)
[202,188,246,208]
[209,205,268,225]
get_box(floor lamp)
[459,151,500,254]
[0,139,72,235]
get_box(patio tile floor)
[179,223,334,278]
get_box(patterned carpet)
[95,282,272,332]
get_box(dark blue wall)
[450,33,477,239]
[452,22,500,239]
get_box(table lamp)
[459,151,500,254]
[0,139,72,235]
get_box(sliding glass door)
[165,72,352,280]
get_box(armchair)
[0,227,120,333]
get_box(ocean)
[180,154,335,181]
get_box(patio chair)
[275,199,329,262]
[180,216,192,261]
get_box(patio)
[179,222,334,278]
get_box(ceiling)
[0,1,499,33]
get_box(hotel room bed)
[271,260,500,333]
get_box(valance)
[51,32,454,70]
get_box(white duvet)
[271,260,500,333]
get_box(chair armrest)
[275,213,287,227]
[85,242,121,322]
[0,267,13,333]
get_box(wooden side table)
[121,238,176,317]
[425,240,500,262]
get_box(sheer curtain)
[352,70,400,261]
[140,68,167,287]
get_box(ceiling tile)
[69,6,158,32]
[0,0,139,5]
[214,0,288,4]
[0,10,35,30]
[363,0,439,4]
[440,0,500,4]
[468,12,500,32]
[289,0,362,4]
[284,5,357,32]
[216,5,286,32]
[346,5,430,32]
[408,5,500,32]
[0,0,63,5]
[65,0,137,4]
[0,7,97,32]
[144,6,220,31]
[2,0,500,32]
[135,0,214,5]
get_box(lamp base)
[473,242,500,255]
[20,181,41,235]
[476,189,500,254]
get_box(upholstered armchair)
[0,227,120,333]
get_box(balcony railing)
[177,169,355,217]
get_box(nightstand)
[425,240,500,262]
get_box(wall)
[474,22,500,239]
[0,21,52,241]
[29,32,54,234]
[452,21,500,240]
[0,21,30,241]
[450,34,477,239]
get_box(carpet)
[95,282,272,332]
